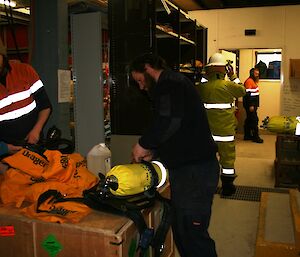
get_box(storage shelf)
[179,35,195,45]
[156,24,178,38]
[156,25,195,45]
[109,0,207,134]
[164,0,178,10]
[156,0,177,13]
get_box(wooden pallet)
[255,191,298,257]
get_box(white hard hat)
[206,53,226,66]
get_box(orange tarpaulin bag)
[3,148,48,177]
[23,153,99,204]
[22,190,92,223]
[0,147,99,223]
[41,149,74,182]
[0,168,32,207]
[66,152,100,190]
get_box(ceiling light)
[0,0,17,8]
[14,7,30,15]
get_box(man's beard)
[144,72,156,90]
[251,75,259,82]
[143,72,157,100]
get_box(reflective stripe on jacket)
[0,61,43,122]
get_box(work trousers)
[216,141,235,170]
[244,106,259,137]
[168,157,219,257]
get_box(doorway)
[221,48,282,134]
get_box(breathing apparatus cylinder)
[262,116,300,135]
[87,143,111,177]
[105,161,168,197]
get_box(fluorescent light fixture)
[14,7,30,15]
[0,0,17,7]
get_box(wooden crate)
[255,192,297,257]
[289,189,300,251]
[274,160,300,188]
[276,135,300,163]
[0,185,174,257]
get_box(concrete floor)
[175,133,278,257]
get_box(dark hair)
[129,53,168,73]
[250,67,259,77]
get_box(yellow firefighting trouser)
[216,141,236,171]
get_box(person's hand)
[249,106,255,112]
[131,143,153,163]
[7,144,22,154]
[226,64,234,78]
[25,128,40,144]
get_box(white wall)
[190,5,300,117]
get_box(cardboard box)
[0,185,174,257]
[0,206,35,257]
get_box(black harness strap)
[151,192,173,257]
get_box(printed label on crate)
[0,225,15,236]
[42,234,63,257]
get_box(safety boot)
[252,137,264,143]
[252,127,263,143]
[220,174,237,196]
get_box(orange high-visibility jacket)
[0,61,42,121]
[243,77,260,107]
[0,61,52,144]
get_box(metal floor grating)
[216,185,290,202]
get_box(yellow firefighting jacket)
[198,72,246,137]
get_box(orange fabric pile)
[0,148,99,223]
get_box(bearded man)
[129,53,219,257]
[243,68,263,143]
